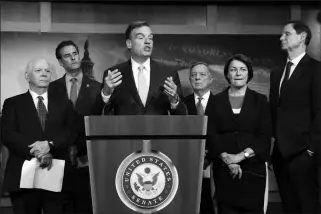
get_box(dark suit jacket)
[208,88,271,172]
[49,74,101,116]
[92,59,187,115]
[184,92,215,116]
[49,75,101,155]
[269,54,321,159]
[206,88,271,209]
[184,92,215,154]
[1,91,77,192]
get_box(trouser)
[272,148,319,213]
[10,189,71,214]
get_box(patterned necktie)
[70,78,78,106]
[37,96,47,131]
[196,97,204,115]
[280,61,293,96]
[138,66,148,106]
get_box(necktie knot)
[37,96,44,101]
[70,77,77,83]
[138,66,145,72]
[285,61,293,77]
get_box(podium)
[85,116,207,214]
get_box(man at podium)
[92,21,187,115]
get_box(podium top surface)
[85,115,207,138]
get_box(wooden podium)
[85,116,207,214]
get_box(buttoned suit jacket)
[269,54,321,160]
[207,87,271,211]
[207,88,271,172]
[1,91,77,193]
[92,59,187,115]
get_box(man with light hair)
[1,58,77,214]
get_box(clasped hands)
[220,152,244,179]
[29,141,52,170]
[103,69,179,104]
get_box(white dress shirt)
[101,57,150,103]
[101,57,179,109]
[131,58,151,91]
[29,89,54,145]
[279,52,306,94]
[65,72,83,98]
[29,89,48,110]
[194,90,211,112]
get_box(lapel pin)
[87,84,90,87]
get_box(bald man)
[1,59,77,214]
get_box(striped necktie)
[37,96,47,131]
[196,97,204,115]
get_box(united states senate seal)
[115,151,179,213]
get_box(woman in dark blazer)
[208,54,272,213]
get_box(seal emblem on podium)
[116,141,179,213]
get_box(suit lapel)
[24,92,44,133]
[273,69,283,102]
[220,88,252,123]
[54,75,69,99]
[145,61,159,108]
[46,92,60,134]
[75,75,91,111]
[281,55,310,97]
[204,93,214,115]
[236,88,253,123]
[220,89,236,121]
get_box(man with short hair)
[1,58,76,214]
[184,62,215,214]
[270,21,321,213]
[92,21,187,115]
[49,40,101,214]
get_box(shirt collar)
[194,90,211,101]
[29,89,48,101]
[288,52,306,66]
[131,57,150,72]
[65,71,83,83]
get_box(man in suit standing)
[270,21,321,213]
[1,58,76,214]
[92,21,187,115]
[184,62,215,214]
[49,40,101,214]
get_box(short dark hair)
[125,21,150,40]
[223,54,254,84]
[55,40,79,60]
[286,21,312,46]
